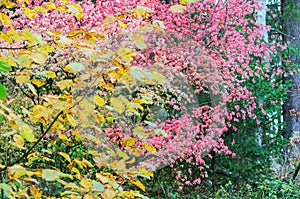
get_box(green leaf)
[153,20,165,29]
[67,4,79,16]
[170,5,186,13]
[0,60,11,72]
[152,71,164,84]
[130,67,146,81]
[69,62,84,71]
[42,169,60,181]
[3,191,14,199]
[24,29,43,45]
[0,183,12,192]
[235,26,242,31]
[154,129,167,136]
[110,97,125,114]
[19,125,35,142]
[0,84,7,99]
[46,71,56,78]
[92,180,105,192]
[134,40,147,50]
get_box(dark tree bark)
[282,0,300,146]
[282,0,300,180]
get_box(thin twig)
[7,77,36,105]
[0,110,63,172]
[0,45,37,50]
[270,28,300,40]
[160,183,168,199]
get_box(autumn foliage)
[0,0,283,198]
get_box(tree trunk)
[282,0,300,179]
[283,0,300,147]
[256,0,268,147]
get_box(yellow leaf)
[64,182,80,191]
[40,44,54,54]
[110,97,125,114]
[56,5,68,12]
[170,5,186,13]
[29,105,51,122]
[27,83,38,96]
[61,0,69,5]
[118,190,144,198]
[94,114,105,124]
[41,149,52,154]
[64,65,77,73]
[34,6,47,13]
[120,138,136,147]
[80,178,92,189]
[96,172,115,184]
[117,48,136,62]
[32,79,45,87]
[78,99,94,113]
[19,125,35,142]
[116,149,129,160]
[5,57,17,67]
[57,132,69,141]
[58,152,71,163]
[142,143,156,153]
[138,167,153,178]
[134,40,147,50]
[129,179,146,191]
[125,157,136,164]
[119,97,134,113]
[118,20,127,28]
[23,29,43,45]
[93,94,105,106]
[17,188,31,198]
[30,187,42,199]
[16,55,32,68]
[102,16,116,28]
[180,0,197,4]
[0,32,13,43]
[0,13,12,27]
[102,83,114,92]
[138,23,154,33]
[15,75,30,84]
[83,193,98,199]
[152,71,165,84]
[67,4,83,19]
[85,150,101,156]
[132,98,151,105]
[8,165,27,178]
[83,33,97,44]
[42,156,55,162]
[57,79,73,90]
[74,158,84,169]
[66,114,77,127]
[44,2,56,10]
[42,169,60,181]
[3,1,17,9]
[31,52,47,65]
[23,8,38,19]
[71,167,80,175]
[33,169,42,177]
[81,158,93,168]
[44,71,56,78]
[13,134,25,147]
[134,6,153,18]
[8,120,18,129]
[102,188,116,199]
